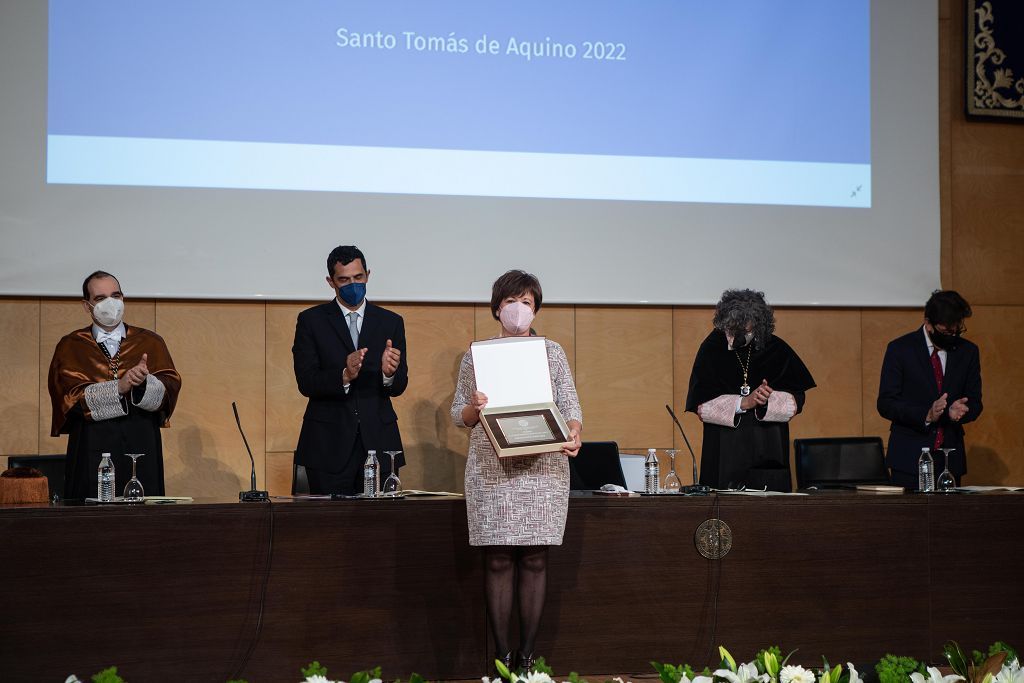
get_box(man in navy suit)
[292,245,408,494]
[877,290,982,489]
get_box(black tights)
[484,545,548,657]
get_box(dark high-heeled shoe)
[494,650,514,678]
[517,651,537,675]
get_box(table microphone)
[233,401,269,502]
[665,404,712,495]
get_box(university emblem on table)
[694,518,732,559]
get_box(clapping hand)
[948,396,969,422]
[118,353,149,395]
[927,392,948,423]
[344,348,367,383]
[381,339,401,377]
[740,379,772,411]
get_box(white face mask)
[499,301,535,336]
[91,297,124,328]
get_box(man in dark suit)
[877,290,982,489]
[292,245,408,494]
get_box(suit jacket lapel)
[326,300,356,352]
[361,303,379,347]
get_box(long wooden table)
[1,492,1022,682]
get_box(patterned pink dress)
[451,338,583,546]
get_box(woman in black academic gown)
[685,289,815,491]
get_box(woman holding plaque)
[451,270,582,674]
[685,289,815,491]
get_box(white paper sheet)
[471,337,553,408]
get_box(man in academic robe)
[292,245,408,495]
[877,290,982,489]
[48,271,181,499]
[685,289,815,492]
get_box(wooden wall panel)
[38,299,156,456]
[387,303,475,492]
[860,309,925,442]
[671,307,713,484]
[264,302,308,495]
[775,309,863,443]
[154,302,265,497]
[0,300,40,457]
[575,306,673,450]
[958,305,1024,485]
[265,302,307,455]
[949,0,1024,305]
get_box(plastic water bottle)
[363,450,380,497]
[97,453,115,502]
[918,447,935,492]
[644,448,660,494]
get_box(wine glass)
[663,449,682,493]
[937,448,956,492]
[382,450,403,496]
[123,453,145,503]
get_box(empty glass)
[937,448,956,492]
[382,450,403,496]
[663,449,682,493]
[123,453,145,502]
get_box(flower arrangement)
[62,640,1021,683]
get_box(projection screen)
[0,1,939,305]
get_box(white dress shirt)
[336,298,395,390]
[92,322,126,356]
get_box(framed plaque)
[471,337,572,458]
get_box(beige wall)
[2,1,1022,492]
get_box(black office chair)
[569,441,627,490]
[793,436,889,489]
[5,454,66,499]
[292,461,310,495]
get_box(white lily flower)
[909,667,964,683]
[716,662,770,683]
[994,660,1024,683]
[780,665,815,683]
[304,676,333,683]
[846,663,861,683]
[482,677,493,683]
[693,676,715,683]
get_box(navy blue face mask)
[338,282,366,307]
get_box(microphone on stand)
[233,402,269,502]
[665,404,712,495]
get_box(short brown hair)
[490,270,543,320]
[82,271,120,300]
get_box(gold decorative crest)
[694,518,732,560]
[967,1,1024,120]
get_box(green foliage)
[651,661,690,683]
[91,667,125,683]
[973,642,1019,668]
[302,660,330,678]
[565,672,589,683]
[719,646,738,673]
[875,654,925,683]
[408,673,426,683]
[756,647,783,677]
[496,657,515,682]
[350,666,383,683]
[530,657,554,675]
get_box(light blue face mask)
[338,281,366,307]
